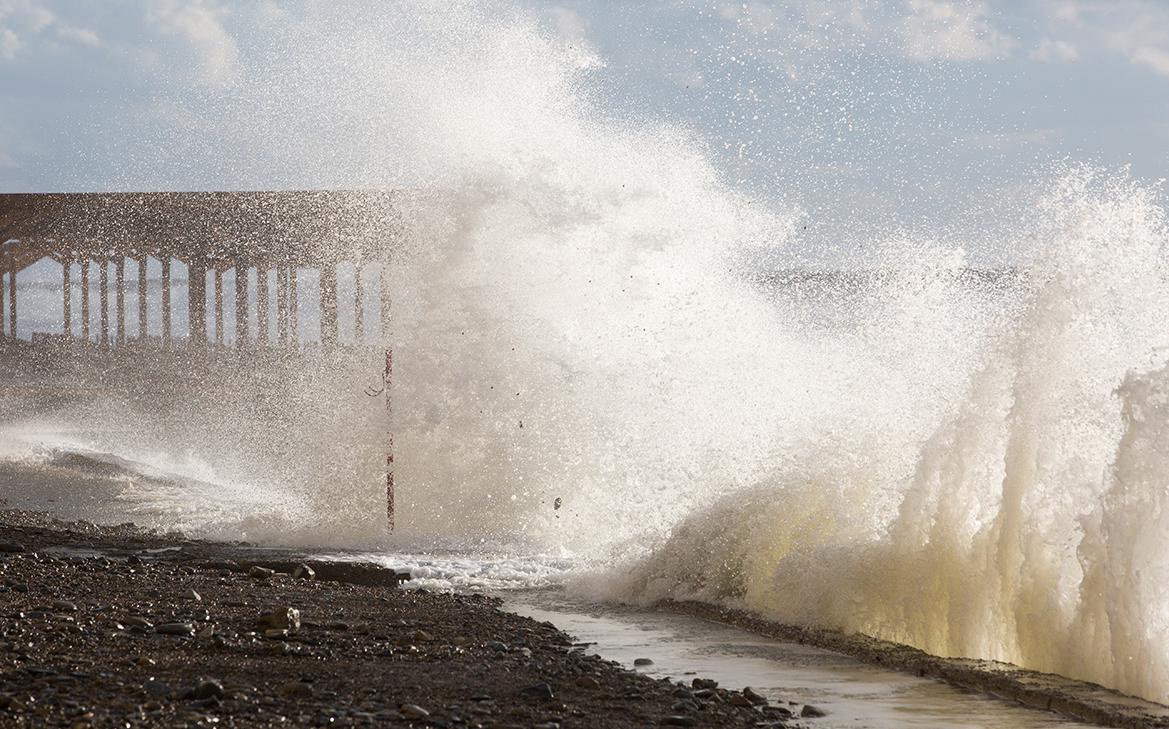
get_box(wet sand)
[0,510,789,728]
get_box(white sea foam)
[3,1,1169,705]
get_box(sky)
[1,0,1168,253]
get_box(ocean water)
[3,0,1169,709]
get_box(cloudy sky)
[0,0,1167,252]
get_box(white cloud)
[1046,1,1169,78]
[57,24,99,47]
[146,1,241,89]
[900,0,1016,62]
[0,0,101,59]
[1132,45,1169,77]
[547,6,589,43]
[0,26,18,59]
[1030,38,1079,62]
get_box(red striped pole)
[385,347,395,531]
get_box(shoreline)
[0,510,791,728]
[658,601,1169,729]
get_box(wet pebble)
[156,622,195,636]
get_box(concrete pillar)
[288,267,298,346]
[7,268,15,340]
[276,265,288,345]
[115,257,126,346]
[257,265,270,345]
[137,255,147,340]
[354,262,365,344]
[161,257,172,344]
[81,259,91,343]
[0,271,7,340]
[214,268,224,346]
[320,263,338,347]
[62,261,72,337]
[189,259,206,343]
[234,262,249,346]
[99,260,110,347]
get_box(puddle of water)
[506,593,1100,729]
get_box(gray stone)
[258,607,301,633]
[634,657,654,666]
[400,704,429,720]
[156,622,195,636]
[292,564,316,580]
[249,566,275,579]
[801,704,827,718]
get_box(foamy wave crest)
[595,167,1169,702]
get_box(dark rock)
[729,693,753,707]
[279,681,313,699]
[52,600,77,612]
[575,676,601,690]
[400,704,430,720]
[692,678,718,690]
[519,683,555,701]
[0,543,26,553]
[123,617,153,629]
[743,686,768,705]
[801,704,827,718]
[662,717,697,727]
[144,680,171,698]
[192,680,224,700]
[156,622,195,636]
[249,566,275,579]
[634,657,654,666]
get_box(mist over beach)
[3,2,1169,726]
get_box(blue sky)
[1,0,1168,249]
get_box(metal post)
[115,257,126,346]
[381,263,394,531]
[81,259,91,343]
[99,259,109,347]
[62,261,72,338]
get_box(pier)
[0,191,400,348]
[0,191,402,529]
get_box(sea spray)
[3,1,1169,705]
[596,167,1169,702]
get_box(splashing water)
[4,1,1169,705]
